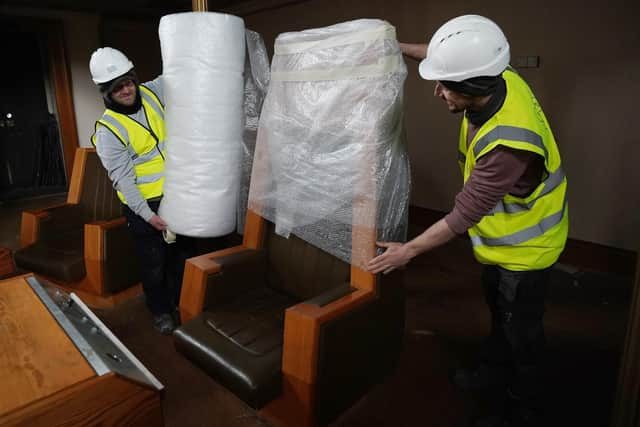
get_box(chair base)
[259,375,316,427]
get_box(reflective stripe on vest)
[461,69,568,271]
[135,171,165,184]
[473,125,548,159]
[471,194,568,247]
[140,89,165,120]
[488,166,565,215]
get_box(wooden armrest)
[84,217,127,263]
[20,204,84,247]
[86,217,126,229]
[179,245,252,323]
[20,203,73,247]
[282,288,376,384]
[23,202,69,215]
[20,210,51,248]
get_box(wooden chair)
[174,145,406,426]
[14,148,141,307]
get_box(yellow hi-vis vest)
[91,85,166,204]
[458,69,568,271]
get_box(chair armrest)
[84,217,139,294]
[179,246,266,323]
[282,288,376,384]
[87,217,126,229]
[20,203,79,247]
[304,284,354,307]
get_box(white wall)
[2,2,639,251]
[63,14,104,148]
[242,0,640,251]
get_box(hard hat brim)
[418,58,442,81]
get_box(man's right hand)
[148,214,168,231]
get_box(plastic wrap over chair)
[175,20,410,427]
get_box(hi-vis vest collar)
[458,69,569,271]
[91,85,166,203]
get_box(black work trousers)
[480,264,550,406]
[123,200,196,316]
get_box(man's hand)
[148,214,168,231]
[367,241,413,274]
[398,43,428,61]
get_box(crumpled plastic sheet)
[248,19,411,269]
[237,29,270,234]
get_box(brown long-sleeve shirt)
[443,76,546,235]
[444,145,545,235]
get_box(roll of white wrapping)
[158,12,246,237]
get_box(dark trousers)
[480,264,550,407]
[123,201,196,316]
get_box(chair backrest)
[69,149,122,223]
[264,221,350,301]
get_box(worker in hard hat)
[368,15,568,427]
[89,47,192,335]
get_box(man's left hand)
[367,241,412,274]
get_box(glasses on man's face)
[112,79,135,94]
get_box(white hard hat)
[419,15,510,82]
[89,47,134,84]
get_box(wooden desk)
[0,274,163,426]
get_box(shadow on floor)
[1,197,632,427]
[95,236,631,427]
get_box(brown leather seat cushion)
[174,287,297,408]
[14,229,85,283]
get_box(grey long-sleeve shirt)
[93,77,164,222]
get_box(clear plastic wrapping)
[237,30,270,234]
[248,19,411,269]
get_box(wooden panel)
[243,209,266,250]
[260,375,315,427]
[19,202,70,248]
[351,196,377,274]
[0,373,163,427]
[281,289,374,384]
[350,265,375,291]
[45,20,79,180]
[84,217,127,297]
[66,148,89,204]
[0,275,95,415]
[19,211,48,248]
[179,245,248,322]
[83,222,105,296]
[262,289,374,427]
[192,0,208,10]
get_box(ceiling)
[0,0,267,18]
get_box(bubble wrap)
[237,30,270,234]
[158,12,245,237]
[248,19,411,269]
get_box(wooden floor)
[0,195,634,427]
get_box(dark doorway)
[0,19,67,201]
